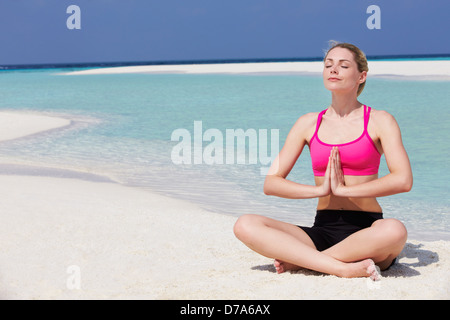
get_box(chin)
[324,84,354,95]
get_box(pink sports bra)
[309,105,381,176]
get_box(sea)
[0,57,449,241]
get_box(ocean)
[0,62,448,241]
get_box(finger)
[336,147,341,164]
[333,147,338,168]
[333,147,341,168]
[325,155,332,177]
[330,155,336,177]
[335,156,340,176]
[328,149,334,172]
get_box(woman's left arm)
[331,111,413,197]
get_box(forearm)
[263,175,325,199]
[336,173,413,198]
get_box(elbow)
[404,178,413,193]
[400,175,413,193]
[263,175,276,196]
[263,179,272,195]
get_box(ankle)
[333,262,350,278]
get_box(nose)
[330,65,338,74]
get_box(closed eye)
[325,65,348,69]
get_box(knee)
[374,218,408,245]
[233,214,260,243]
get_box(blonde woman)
[234,42,412,280]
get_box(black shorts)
[298,209,383,252]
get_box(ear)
[359,71,367,84]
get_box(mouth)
[328,77,341,81]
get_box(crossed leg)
[233,214,407,278]
[322,218,407,270]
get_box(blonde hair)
[324,41,369,96]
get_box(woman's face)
[323,47,366,95]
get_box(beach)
[0,111,71,143]
[63,60,450,80]
[1,61,449,300]
[0,172,448,300]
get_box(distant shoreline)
[56,59,450,80]
[1,53,449,71]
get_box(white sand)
[62,60,450,79]
[0,174,448,300]
[0,111,71,142]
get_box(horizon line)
[1,53,450,71]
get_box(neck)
[329,92,361,117]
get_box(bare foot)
[343,259,381,280]
[366,260,382,281]
[273,259,301,274]
[274,258,381,280]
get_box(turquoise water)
[0,68,448,240]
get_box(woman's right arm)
[263,113,331,199]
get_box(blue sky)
[0,0,448,65]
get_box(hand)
[330,147,346,196]
[318,152,332,197]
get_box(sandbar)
[62,60,450,80]
[0,111,71,142]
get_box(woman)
[233,42,413,280]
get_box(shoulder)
[293,112,319,128]
[369,108,401,137]
[370,108,395,121]
[289,112,319,136]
